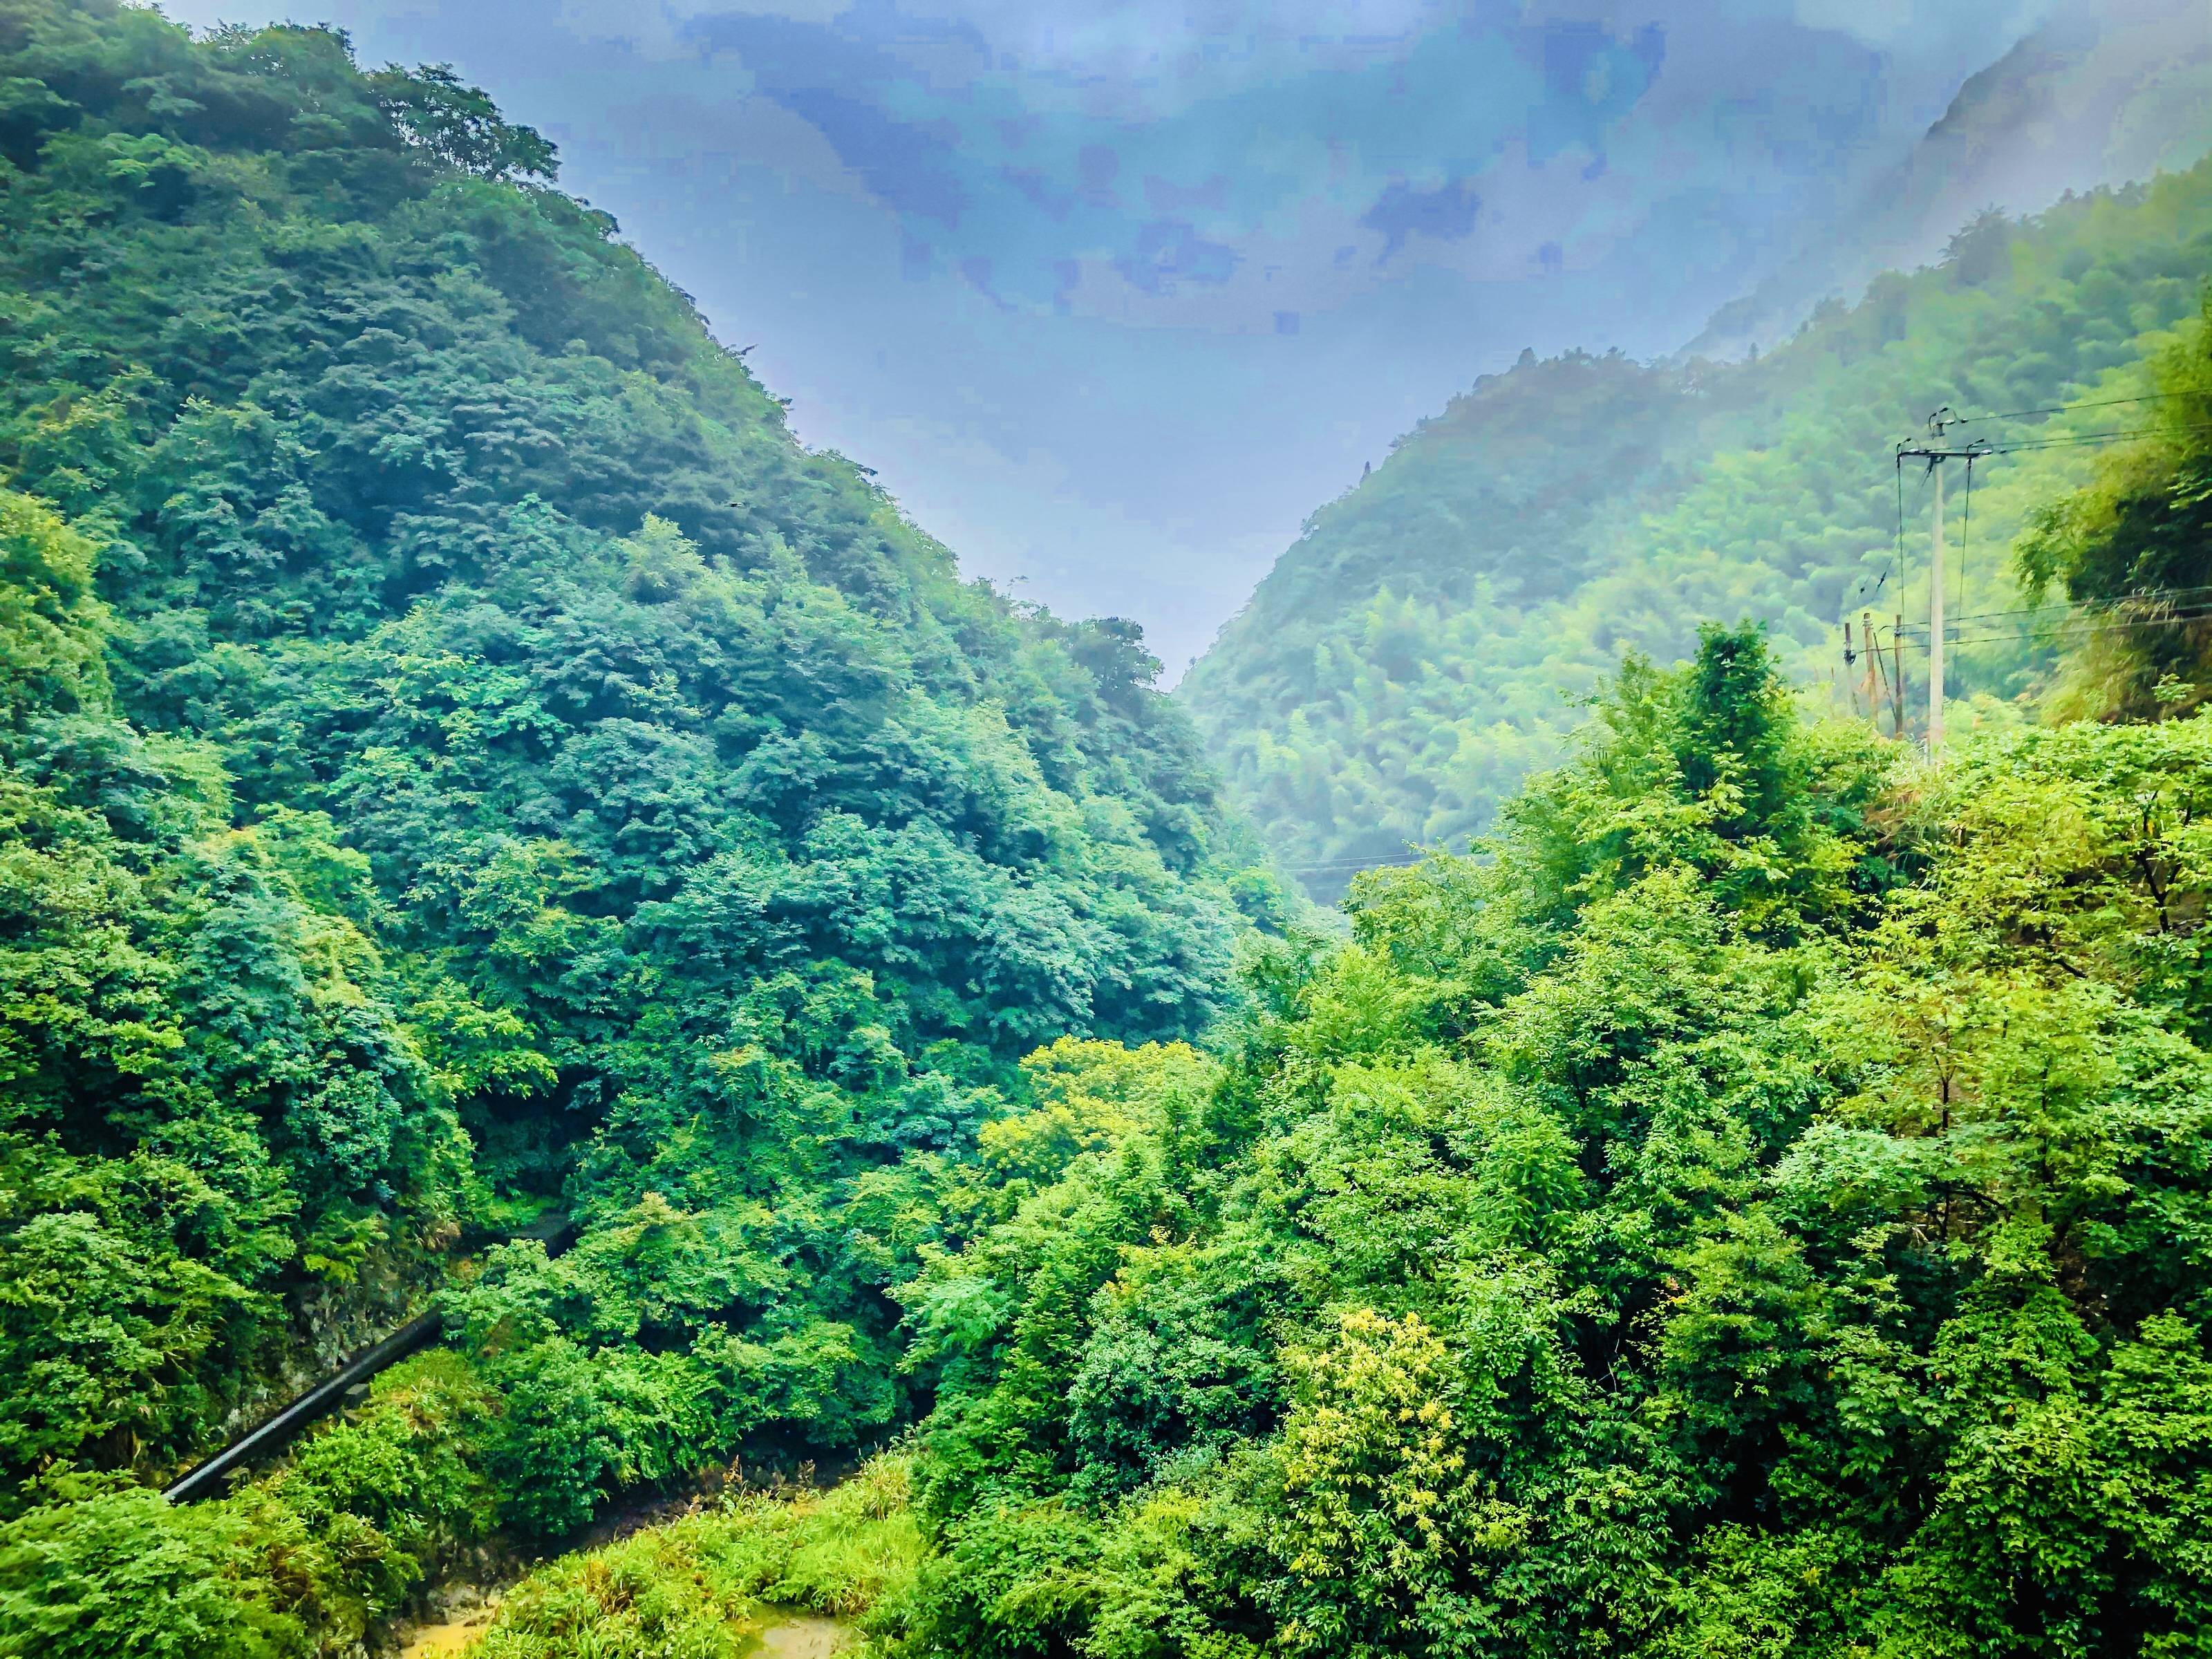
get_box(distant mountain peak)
[1686,0,2212,364]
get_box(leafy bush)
[0,1485,306,1659]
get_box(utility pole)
[1930,458,1945,754]
[1861,610,1879,731]
[1895,409,1989,760]
[1892,614,1904,738]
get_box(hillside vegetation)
[6,3,2212,1658]
[0,0,1270,1612]
[1690,3,2212,361]
[1181,162,2212,892]
[466,619,2212,1659]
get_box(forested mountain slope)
[6,7,2212,1653]
[0,0,1268,1544]
[453,619,2212,1659]
[1181,161,2212,893]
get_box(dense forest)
[0,2,1277,1645]
[352,612,2212,1659]
[1180,155,2212,893]
[6,2,2212,1658]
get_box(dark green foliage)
[0,489,447,1486]
[0,1486,303,1659]
[0,0,1257,1554]
[2018,294,2212,720]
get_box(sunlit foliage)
[886,628,2212,1659]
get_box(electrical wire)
[1985,420,2212,456]
[1890,451,1904,603]
[1900,603,2212,651]
[1282,861,1432,878]
[1953,391,2190,424]
[1895,582,2212,630]
[1902,597,2212,637]
[1905,582,2212,624]
[1280,848,1465,872]
[1288,854,1432,868]
[1852,400,2209,673]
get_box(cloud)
[655,0,1978,332]
[1360,176,1483,261]
[259,0,2002,339]
[1116,218,1241,292]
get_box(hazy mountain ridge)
[1690,0,2212,361]
[1181,157,2212,891]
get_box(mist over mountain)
[1181,158,2212,892]
[153,0,2144,677]
[1691,0,2212,359]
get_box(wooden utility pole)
[1895,411,1989,760]
[1929,458,1945,754]
[1861,610,1879,731]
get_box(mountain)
[0,0,1270,1560]
[10,4,2212,1653]
[1180,156,2212,894]
[1691,0,2212,362]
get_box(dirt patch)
[752,1613,855,1659]
[398,1609,495,1659]
[396,1585,504,1659]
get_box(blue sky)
[164,0,2055,673]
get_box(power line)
[1870,418,2211,619]
[1899,602,2212,651]
[1281,852,1441,874]
[1900,603,2212,639]
[1851,396,2211,733]
[1284,858,1428,872]
[1985,420,2212,456]
[1958,451,1974,615]
[1888,450,1904,601]
[1954,391,2190,424]
[1898,582,2212,630]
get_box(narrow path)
[395,1604,852,1659]
[753,1614,855,1659]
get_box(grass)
[467,1456,922,1659]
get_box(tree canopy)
[874,627,2212,1659]
[0,0,1271,1533]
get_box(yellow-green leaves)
[0,491,106,729]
